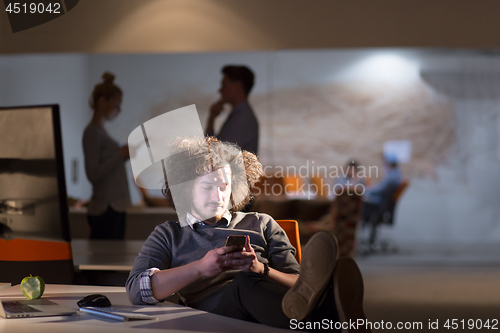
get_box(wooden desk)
[0,283,11,291]
[252,198,331,221]
[0,284,289,333]
[71,239,144,286]
[69,207,178,240]
[71,239,143,271]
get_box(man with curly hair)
[126,137,369,331]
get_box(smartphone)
[225,235,246,251]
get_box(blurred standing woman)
[83,72,131,239]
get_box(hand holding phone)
[223,235,262,273]
[225,235,246,252]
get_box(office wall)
[1,49,500,243]
[0,54,91,199]
[395,60,500,243]
[86,50,500,243]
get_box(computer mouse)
[77,294,111,307]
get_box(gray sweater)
[126,212,300,312]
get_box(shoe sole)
[282,231,339,321]
[333,257,371,333]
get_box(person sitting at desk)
[126,136,369,331]
[362,153,402,220]
[361,153,402,249]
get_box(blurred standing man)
[206,65,259,156]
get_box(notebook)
[79,307,157,321]
[0,299,77,318]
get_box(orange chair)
[276,220,302,263]
[393,180,409,202]
[0,239,74,285]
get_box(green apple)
[20,275,45,300]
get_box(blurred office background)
[2,0,500,328]
[1,50,500,245]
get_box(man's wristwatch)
[263,263,270,276]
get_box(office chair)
[0,105,74,285]
[360,180,409,255]
[0,239,74,285]
[276,220,302,263]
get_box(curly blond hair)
[162,136,263,216]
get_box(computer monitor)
[0,105,70,242]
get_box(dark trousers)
[87,206,126,239]
[213,271,339,331]
[362,202,382,245]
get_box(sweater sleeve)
[126,224,173,304]
[82,126,125,185]
[138,268,161,304]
